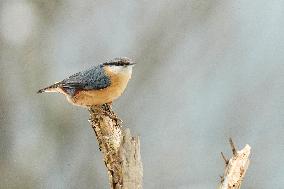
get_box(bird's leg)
[89,103,122,124]
[103,103,123,124]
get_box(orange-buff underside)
[67,67,131,107]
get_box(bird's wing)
[60,65,111,90]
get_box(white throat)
[109,66,133,75]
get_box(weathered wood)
[219,139,251,189]
[89,104,143,189]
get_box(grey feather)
[59,64,111,95]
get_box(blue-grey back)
[61,64,111,94]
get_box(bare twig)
[89,104,143,189]
[219,139,251,189]
[229,138,237,156]
[221,152,229,165]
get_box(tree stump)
[89,104,143,189]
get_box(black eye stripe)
[103,62,132,66]
[102,57,134,66]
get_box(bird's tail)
[37,82,61,93]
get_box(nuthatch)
[38,57,135,107]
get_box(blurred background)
[0,0,283,188]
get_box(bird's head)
[102,57,135,75]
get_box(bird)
[37,57,135,107]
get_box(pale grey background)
[0,0,283,189]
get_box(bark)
[219,138,251,189]
[88,104,143,189]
